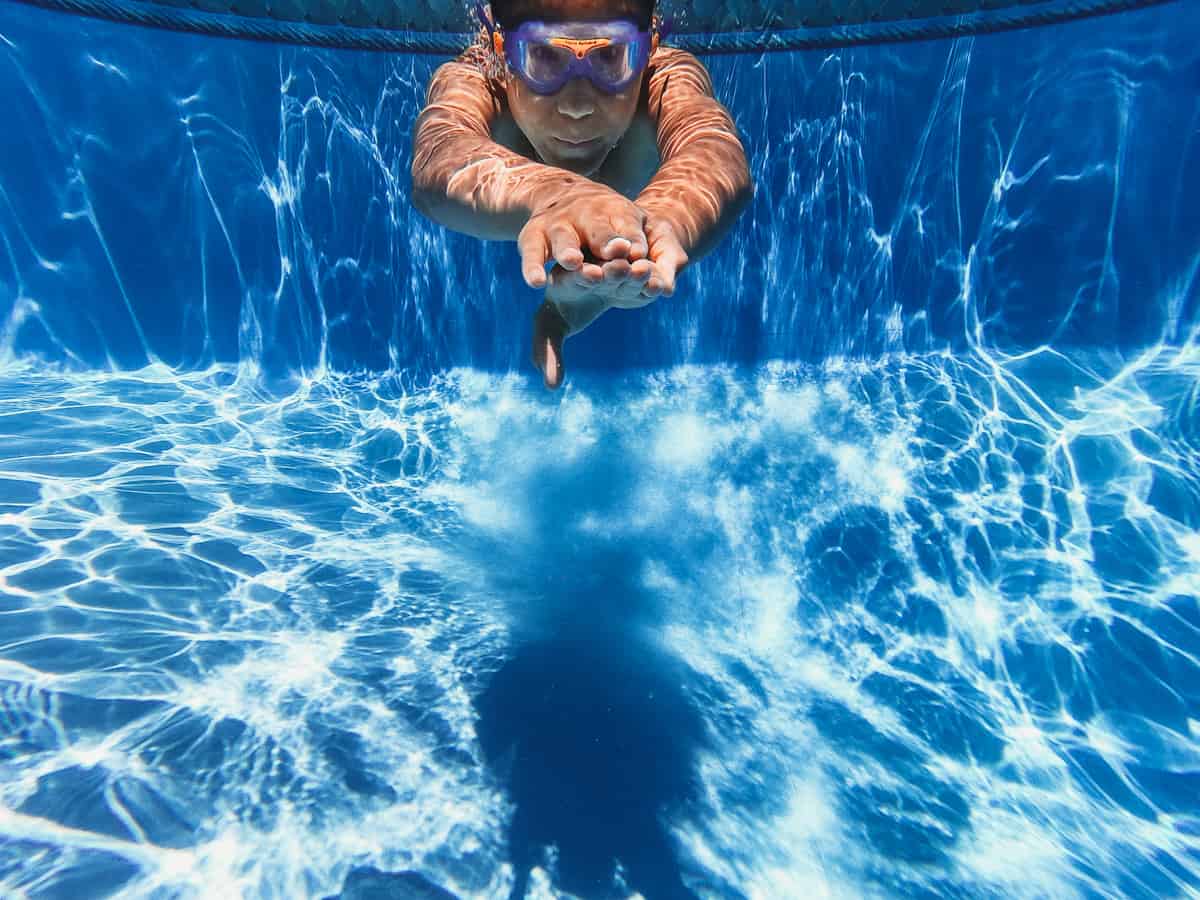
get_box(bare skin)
[411,2,752,388]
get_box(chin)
[544,147,611,177]
[556,158,601,176]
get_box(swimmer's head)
[484,0,659,176]
[491,0,654,29]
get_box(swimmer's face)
[505,69,643,176]
[496,0,649,175]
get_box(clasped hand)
[518,186,688,389]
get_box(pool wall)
[0,1,1196,379]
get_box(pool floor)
[0,350,1198,898]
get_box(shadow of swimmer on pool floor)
[475,628,707,900]
[463,432,710,898]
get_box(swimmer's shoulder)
[443,45,535,157]
[644,46,718,110]
[419,43,507,134]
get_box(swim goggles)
[477,6,663,95]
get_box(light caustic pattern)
[0,2,1197,897]
[1,6,1196,375]
[0,346,1197,899]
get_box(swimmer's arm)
[410,48,590,241]
[637,49,753,262]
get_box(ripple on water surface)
[0,350,1197,899]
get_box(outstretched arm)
[531,52,753,390]
[411,46,651,287]
[411,47,558,239]
[636,49,753,277]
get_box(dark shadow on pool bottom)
[475,628,707,900]
[462,432,711,898]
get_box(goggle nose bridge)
[547,36,614,60]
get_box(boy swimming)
[411,0,752,389]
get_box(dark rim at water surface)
[4,0,1182,54]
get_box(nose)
[556,78,595,120]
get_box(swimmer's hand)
[642,216,689,298]
[531,257,678,390]
[517,187,650,289]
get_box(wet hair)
[490,0,656,30]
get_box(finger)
[611,269,656,308]
[602,259,632,282]
[612,214,649,261]
[517,225,549,289]
[581,217,621,261]
[604,211,648,261]
[546,223,584,271]
[641,276,664,298]
[600,236,633,261]
[577,263,605,284]
[584,216,641,262]
[662,250,689,295]
[625,230,649,262]
[653,243,689,296]
[656,260,677,296]
[629,259,653,281]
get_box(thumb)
[657,243,688,296]
[652,236,691,296]
[648,223,689,296]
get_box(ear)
[475,4,506,65]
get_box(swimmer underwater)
[411,0,753,389]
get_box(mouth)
[552,136,603,153]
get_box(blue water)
[0,3,1198,898]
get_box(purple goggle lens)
[502,19,654,95]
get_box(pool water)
[0,0,1198,897]
[2,350,1197,898]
